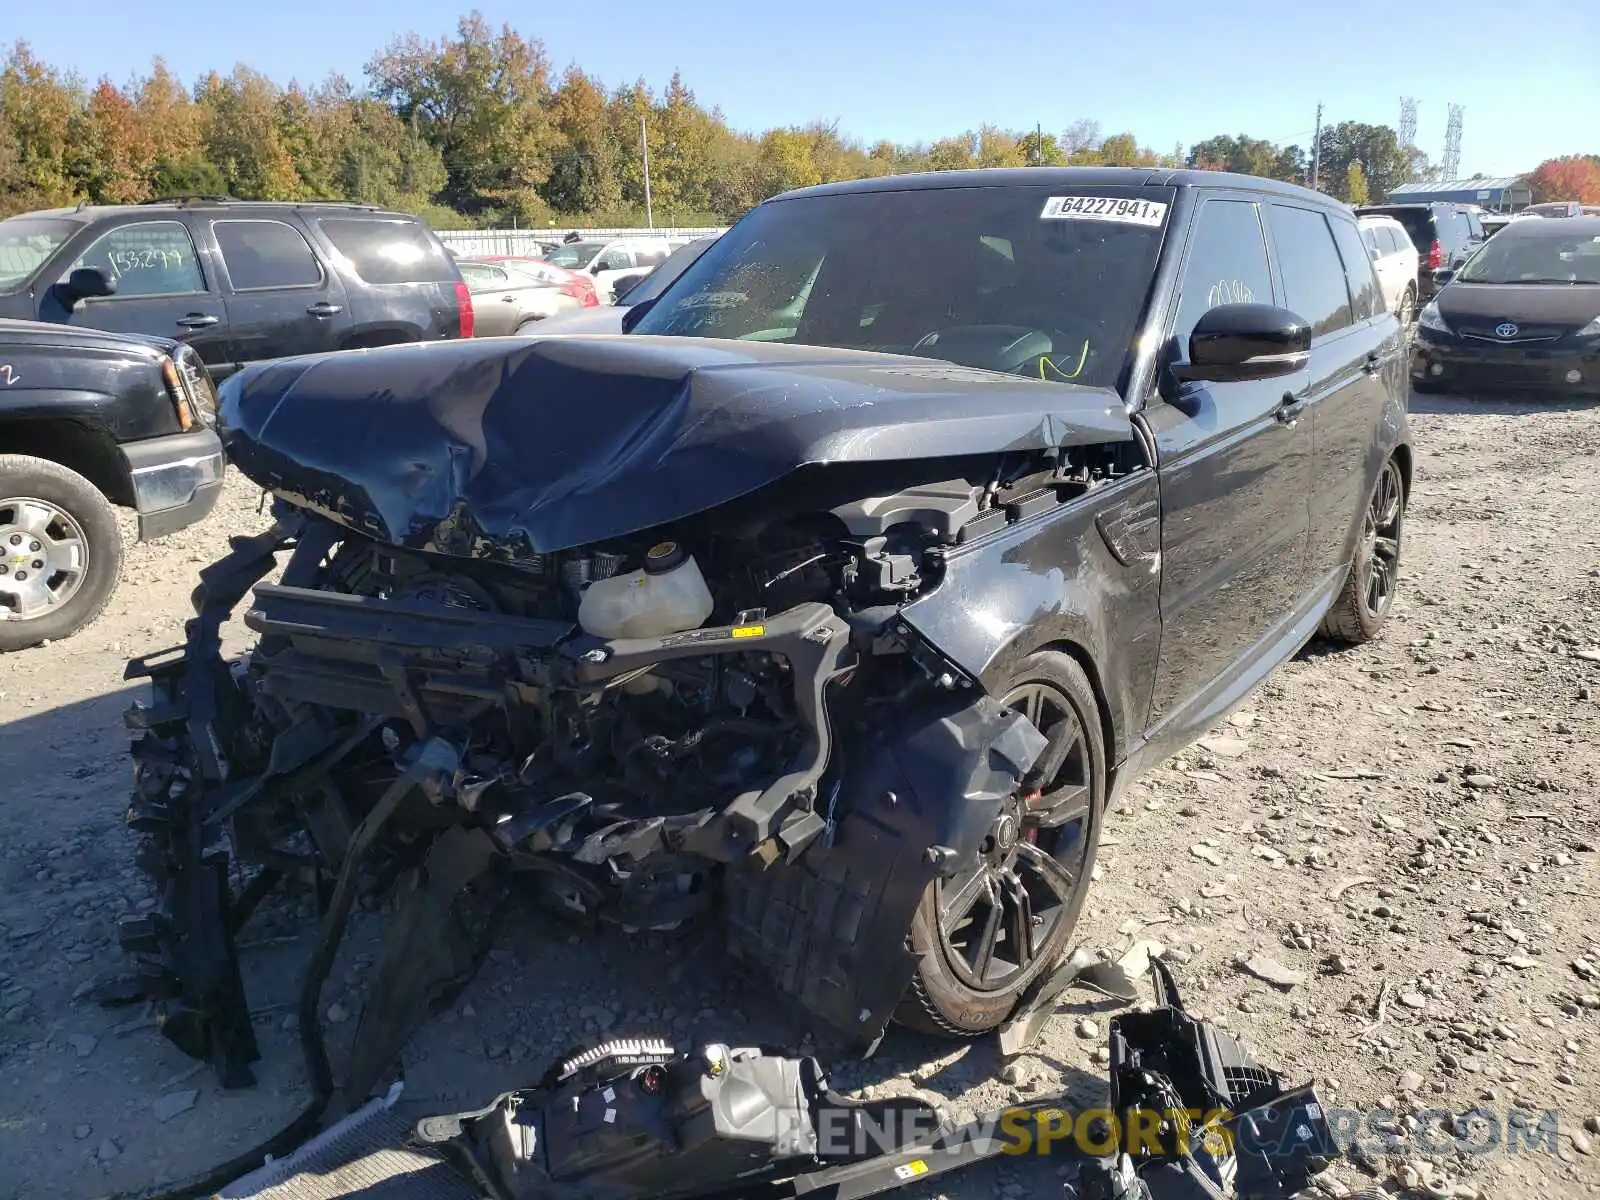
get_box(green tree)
[757,128,821,195]
[1314,122,1407,200]
[366,12,559,220]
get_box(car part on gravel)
[213,957,1332,1200]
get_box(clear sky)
[8,0,1597,177]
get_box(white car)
[544,237,673,303]
[1357,215,1420,325]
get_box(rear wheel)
[896,651,1104,1036]
[0,455,123,652]
[1320,455,1404,645]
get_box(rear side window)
[1327,216,1381,321]
[1380,227,1403,254]
[68,220,205,296]
[1265,205,1353,338]
[213,219,322,290]
[315,218,456,285]
[1170,199,1275,355]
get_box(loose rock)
[153,1089,199,1123]
[1237,953,1304,990]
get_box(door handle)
[500,294,517,303]
[176,314,219,329]
[306,302,343,317]
[1363,351,1383,375]
[1275,392,1309,424]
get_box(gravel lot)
[2,392,1598,1200]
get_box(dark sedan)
[1412,215,1600,395]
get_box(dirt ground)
[2,391,1598,1200]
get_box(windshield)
[546,241,606,269]
[1457,230,1600,284]
[631,185,1171,389]
[0,217,78,292]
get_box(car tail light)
[1427,239,1444,271]
[561,276,600,308]
[455,281,476,338]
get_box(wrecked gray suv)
[117,168,1411,1099]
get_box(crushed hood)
[218,334,1132,555]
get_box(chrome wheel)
[0,496,89,620]
[1360,461,1403,620]
[932,681,1095,992]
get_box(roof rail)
[139,195,232,207]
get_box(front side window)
[67,221,204,297]
[1170,200,1275,357]
[632,184,1173,390]
[0,217,77,292]
[1266,205,1353,338]
[213,219,322,290]
[595,246,634,271]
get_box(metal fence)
[436,227,728,257]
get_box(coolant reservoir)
[578,541,715,640]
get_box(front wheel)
[1397,285,1417,333]
[1320,455,1405,645]
[0,455,124,652]
[895,650,1105,1037]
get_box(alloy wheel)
[931,680,1095,992]
[0,496,89,620]
[1360,461,1403,620]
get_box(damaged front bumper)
[116,510,1050,1103]
[114,513,867,1094]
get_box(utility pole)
[1035,122,1043,166]
[1310,102,1323,190]
[640,115,654,229]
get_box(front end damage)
[116,335,1146,1102]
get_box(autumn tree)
[0,42,82,213]
[1344,162,1371,204]
[1525,155,1600,204]
[195,67,301,199]
[545,69,621,214]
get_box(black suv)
[1,319,225,650]
[1355,202,1484,301]
[0,199,472,380]
[122,167,1414,1090]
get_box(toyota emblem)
[1495,322,1519,338]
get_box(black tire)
[1320,455,1405,646]
[0,454,124,652]
[1409,376,1443,395]
[895,650,1105,1037]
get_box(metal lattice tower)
[1399,97,1418,148]
[1441,103,1464,179]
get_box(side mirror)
[611,274,643,301]
[1433,268,1456,285]
[1173,303,1310,384]
[62,267,116,302]
[620,297,657,333]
